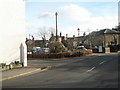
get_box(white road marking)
[99,61,106,65]
[86,67,95,72]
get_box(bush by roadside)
[27,49,92,59]
[0,61,23,71]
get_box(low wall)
[105,47,110,54]
[27,49,92,59]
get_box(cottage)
[103,29,120,46]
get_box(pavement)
[1,63,52,81]
[0,56,81,82]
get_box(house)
[67,35,87,49]
[85,29,120,52]
[88,29,120,47]
[66,29,120,50]
[0,0,27,66]
[26,36,49,51]
[49,32,87,50]
[26,37,35,51]
[103,29,120,46]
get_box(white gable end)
[0,0,27,66]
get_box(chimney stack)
[60,32,62,37]
[73,35,75,38]
[66,34,68,38]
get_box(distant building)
[49,32,87,50]
[66,29,120,49]
[26,37,35,51]
[26,36,49,51]
[34,40,44,47]
[86,29,120,47]
[49,32,67,42]
[103,29,120,46]
[67,35,86,48]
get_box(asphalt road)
[2,53,119,88]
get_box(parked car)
[42,48,50,53]
[91,46,98,53]
[27,50,32,54]
[76,46,87,50]
[31,47,44,53]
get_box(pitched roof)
[104,29,120,34]
[94,29,120,35]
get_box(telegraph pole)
[55,12,58,41]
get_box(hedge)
[27,49,92,58]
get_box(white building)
[0,0,27,66]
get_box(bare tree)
[87,31,104,47]
[37,26,55,40]
[37,26,48,40]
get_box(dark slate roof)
[98,29,106,34]
[88,29,120,36]
[104,29,120,34]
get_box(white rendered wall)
[0,0,27,66]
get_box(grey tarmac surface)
[2,53,119,88]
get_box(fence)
[27,49,92,59]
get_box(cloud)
[38,12,54,18]
[89,16,118,29]
[26,0,118,2]
[26,3,118,40]
[58,16,117,37]
[38,4,91,21]
[58,4,118,35]
[58,4,91,22]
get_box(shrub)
[0,63,6,68]
[49,41,66,53]
[15,61,20,65]
[108,45,118,52]
[27,50,92,58]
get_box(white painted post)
[23,43,27,67]
[20,43,27,67]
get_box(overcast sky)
[25,0,118,40]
